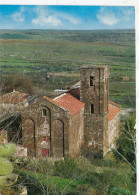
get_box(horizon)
[0,29,135,31]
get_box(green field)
[0,29,135,108]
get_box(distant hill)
[0,29,135,108]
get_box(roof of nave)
[53,93,84,116]
[0,90,38,105]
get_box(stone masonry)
[0,65,120,159]
[80,66,109,157]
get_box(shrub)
[113,116,136,171]
[107,186,136,195]
[1,74,34,95]
[53,158,81,179]
[11,156,54,175]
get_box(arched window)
[42,109,47,117]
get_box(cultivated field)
[0,29,135,108]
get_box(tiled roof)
[43,96,64,108]
[0,91,29,104]
[108,103,121,121]
[53,93,84,115]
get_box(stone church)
[0,65,121,158]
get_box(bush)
[11,156,54,175]
[53,158,81,179]
[83,171,102,185]
[113,116,136,171]
[107,186,136,195]
[1,74,34,95]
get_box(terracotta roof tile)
[0,91,29,104]
[43,96,64,108]
[108,103,120,121]
[54,93,84,115]
[109,100,121,108]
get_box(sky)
[0,5,135,30]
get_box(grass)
[17,169,81,194]
[0,29,135,108]
[15,156,136,194]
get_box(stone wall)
[0,96,84,159]
[80,66,109,157]
[107,112,120,154]
[80,66,109,115]
[69,108,84,158]
[83,114,108,157]
[21,98,71,158]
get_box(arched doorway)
[53,119,64,157]
[22,119,35,157]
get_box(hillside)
[0,29,135,108]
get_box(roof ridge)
[109,100,121,108]
[43,96,69,113]
[53,93,66,100]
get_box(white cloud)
[58,13,80,25]
[118,7,135,22]
[32,6,62,27]
[96,7,135,28]
[32,6,80,27]
[11,7,25,22]
[97,8,118,26]
[32,15,62,27]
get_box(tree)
[113,115,136,171]
[0,74,34,95]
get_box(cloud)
[61,14,80,25]
[32,15,62,27]
[96,7,135,28]
[32,7,61,27]
[118,7,135,22]
[11,7,25,22]
[97,8,118,26]
[32,6,80,27]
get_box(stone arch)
[38,106,51,157]
[41,106,51,118]
[39,106,51,136]
[22,118,36,157]
[53,119,64,157]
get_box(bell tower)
[80,65,109,157]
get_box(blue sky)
[0,5,135,30]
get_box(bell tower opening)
[90,76,95,86]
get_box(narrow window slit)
[91,104,94,114]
